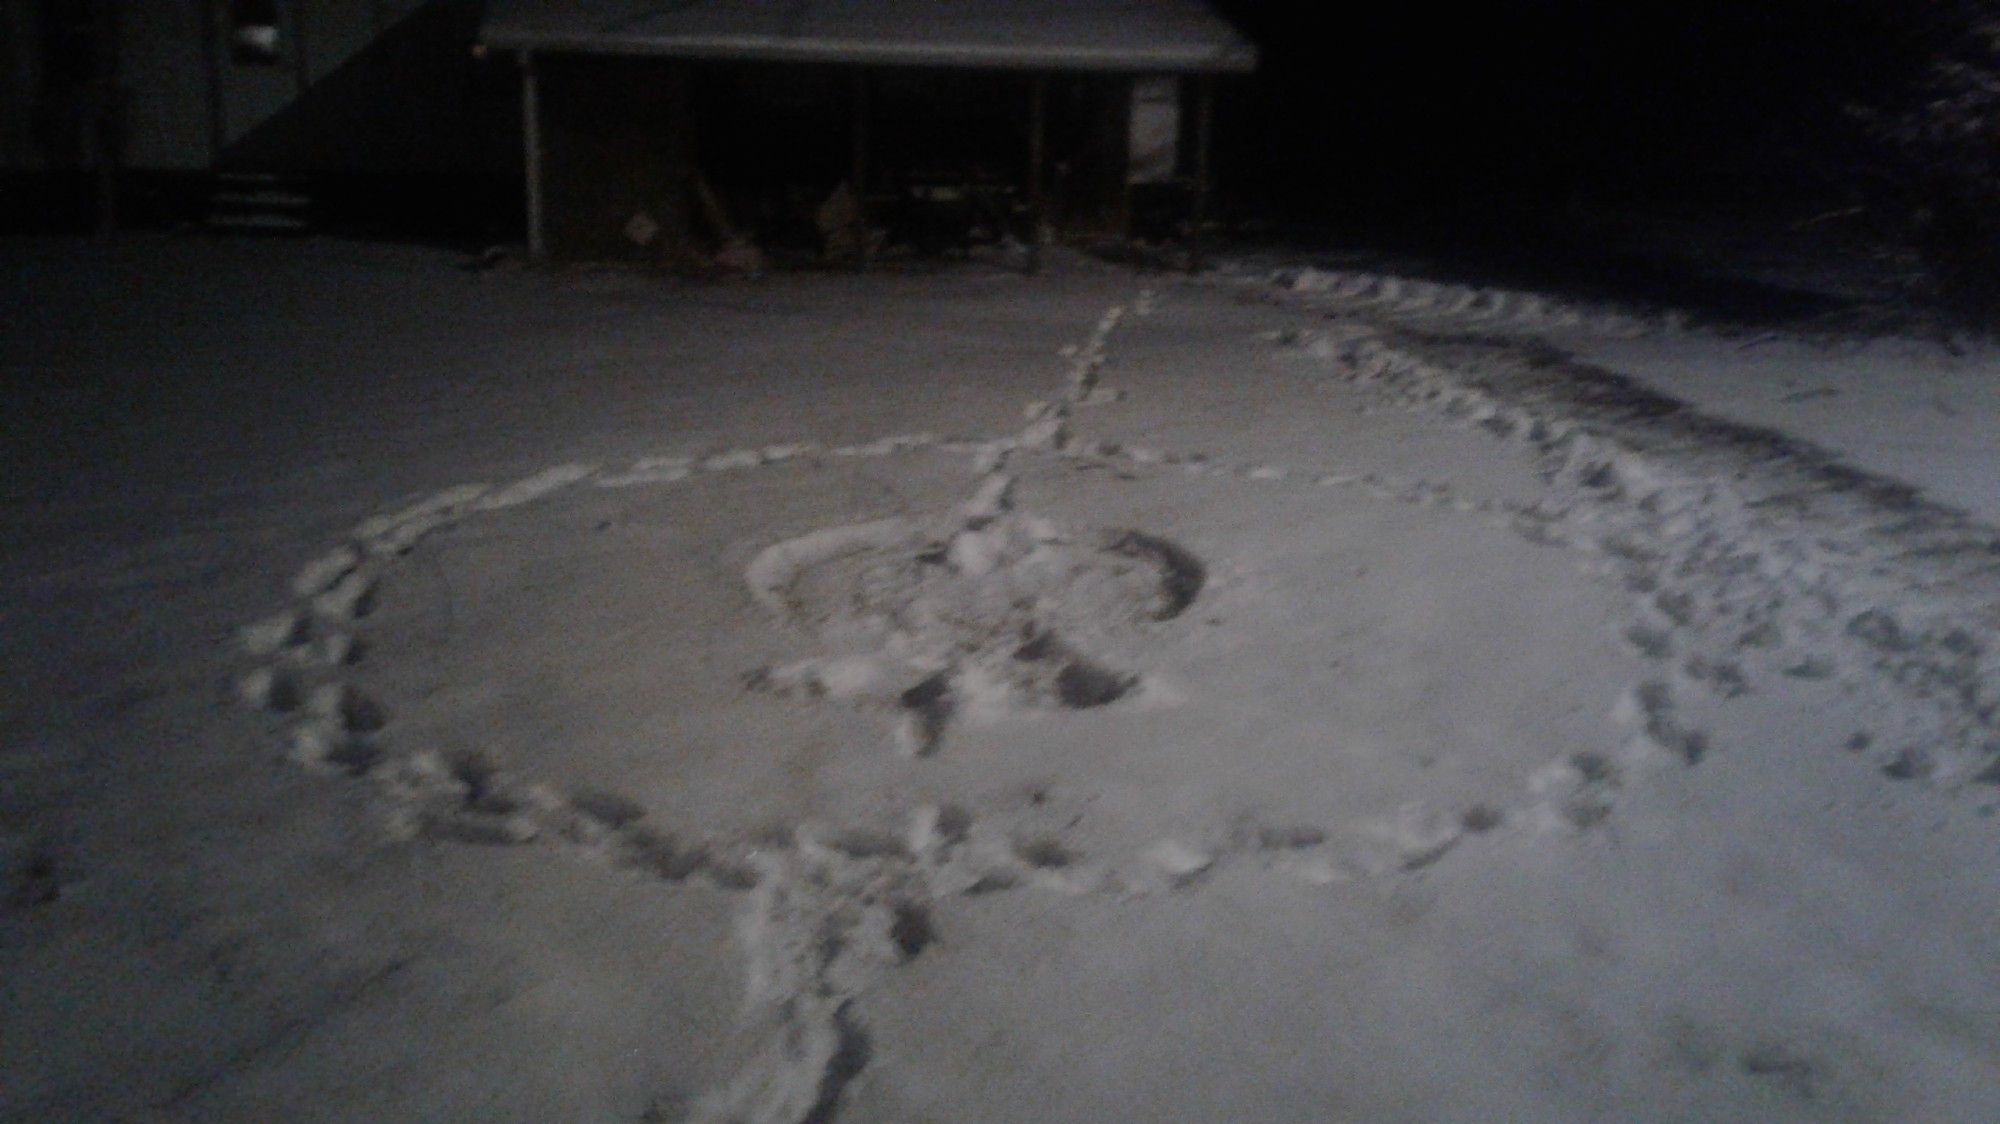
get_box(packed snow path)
[6,241,1998,1122]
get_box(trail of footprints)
[1253,265,1663,339]
[227,275,1984,1121]
[1271,309,2000,796]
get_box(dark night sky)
[1207,0,1927,221]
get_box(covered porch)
[478,0,1256,269]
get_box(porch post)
[850,70,868,194]
[1189,73,1214,273]
[521,51,546,261]
[292,0,311,96]
[1027,72,1047,274]
[851,68,869,269]
[92,0,121,236]
[199,0,226,164]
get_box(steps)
[206,172,313,234]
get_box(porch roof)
[480,0,1257,74]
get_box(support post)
[199,0,226,164]
[851,68,869,269]
[850,70,868,195]
[1026,72,1047,274]
[521,51,545,261]
[1189,74,1214,274]
[92,0,121,236]
[291,0,311,97]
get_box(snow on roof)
[480,0,1258,73]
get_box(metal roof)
[480,0,1258,73]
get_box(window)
[230,0,281,66]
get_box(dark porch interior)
[532,55,1201,267]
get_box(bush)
[1855,3,2000,318]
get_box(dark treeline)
[1199,1,2000,318]
[1206,1,1929,222]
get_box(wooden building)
[2,1,504,233]
[478,0,1257,266]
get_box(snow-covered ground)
[4,237,1999,1122]
[1577,331,2000,526]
